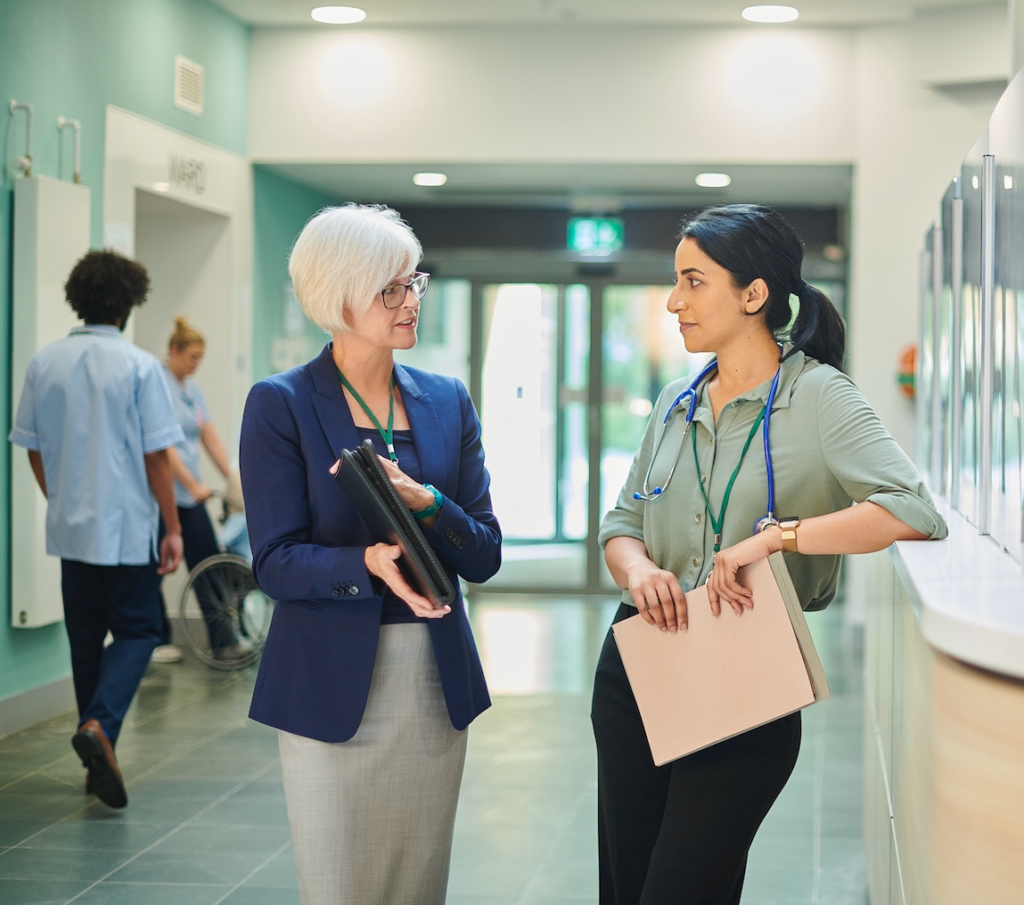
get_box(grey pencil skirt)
[278,623,469,905]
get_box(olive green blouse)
[598,349,948,611]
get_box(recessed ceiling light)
[311,6,366,24]
[695,173,732,188]
[742,5,799,23]
[413,172,447,187]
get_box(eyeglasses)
[380,272,430,309]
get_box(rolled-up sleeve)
[816,372,947,539]
[137,359,185,453]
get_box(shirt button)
[692,556,700,567]
[694,514,702,524]
[701,475,708,485]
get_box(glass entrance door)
[479,283,591,589]
[476,280,711,593]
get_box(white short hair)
[288,204,422,334]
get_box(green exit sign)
[568,217,624,256]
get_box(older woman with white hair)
[239,204,501,905]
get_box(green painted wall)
[0,0,249,706]
[252,166,340,380]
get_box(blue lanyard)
[634,358,782,530]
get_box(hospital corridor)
[1,2,1023,905]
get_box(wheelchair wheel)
[178,554,272,670]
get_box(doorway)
[132,187,233,606]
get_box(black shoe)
[72,720,127,809]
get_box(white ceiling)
[211,0,999,28]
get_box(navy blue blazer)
[239,344,501,743]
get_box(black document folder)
[333,439,457,607]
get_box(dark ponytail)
[679,204,846,371]
[789,280,846,371]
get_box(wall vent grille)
[174,55,204,116]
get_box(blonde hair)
[288,204,422,335]
[168,316,205,352]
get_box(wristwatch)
[413,483,444,519]
[779,517,800,554]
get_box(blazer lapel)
[309,350,451,484]
[395,364,451,487]
[309,344,362,459]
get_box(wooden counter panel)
[931,651,1024,905]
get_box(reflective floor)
[0,593,867,905]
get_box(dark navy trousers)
[60,558,163,745]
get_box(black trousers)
[61,558,163,745]
[158,503,233,649]
[591,604,803,905]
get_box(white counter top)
[891,502,1024,681]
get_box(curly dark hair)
[64,250,151,325]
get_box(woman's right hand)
[624,560,688,633]
[363,543,451,618]
[190,482,213,503]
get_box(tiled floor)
[0,593,867,904]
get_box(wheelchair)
[177,490,273,671]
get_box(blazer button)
[348,585,359,596]
[332,587,341,598]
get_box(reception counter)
[862,503,1024,905]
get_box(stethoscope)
[633,354,783,533]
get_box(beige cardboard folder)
[612,553,830,766]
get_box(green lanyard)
[692,406,766,554]
[337,368,398,462]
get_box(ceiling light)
[742,5,800,23]
[413,172,447,187]
[695,173,732,188]
[311,6,366,24]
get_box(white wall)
[104,106,254,457]
[249,26,857,164]
[249,11,1007,445]
[849,7,1005,450]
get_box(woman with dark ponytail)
[593,204,946,905]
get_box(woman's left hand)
[705,529,778,617]
[377,456,437,513]
[328,455,437,514]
